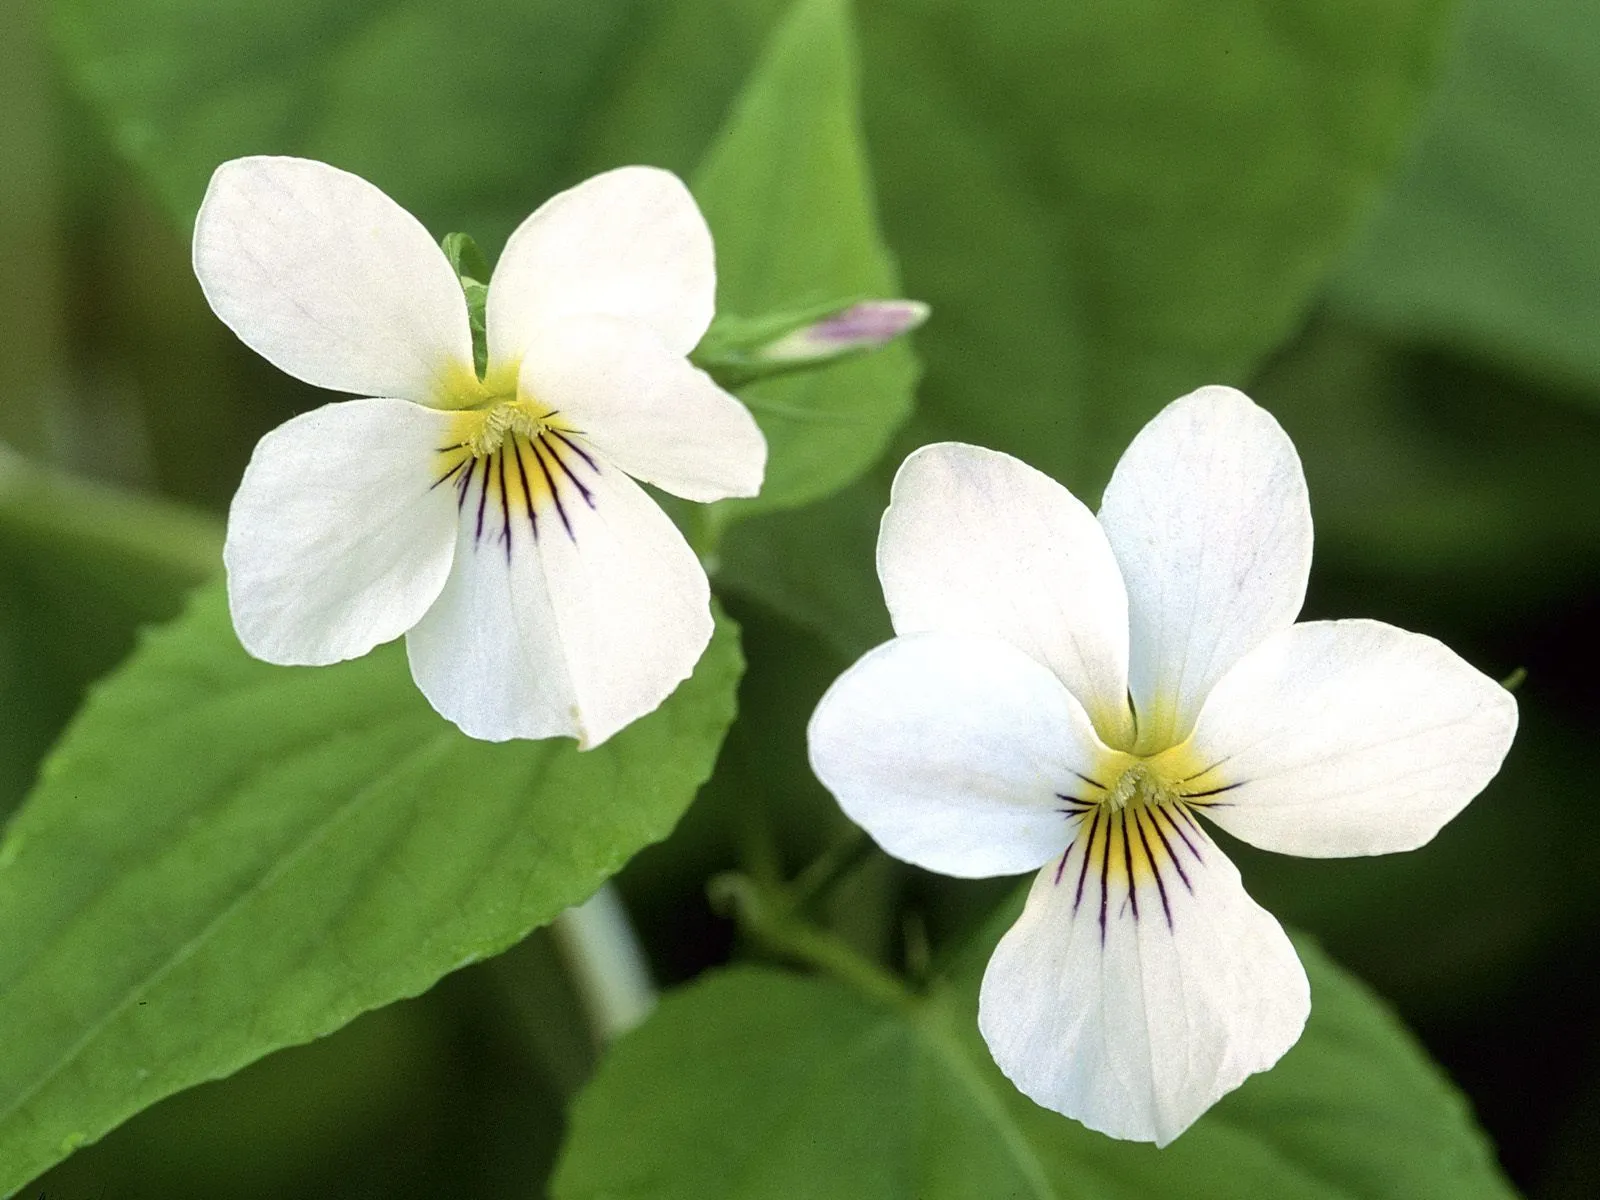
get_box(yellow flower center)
[429,372,600,553]
[459,398,558,458]
[1053,743,1236,938]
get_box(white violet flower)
[196,156,765,747]
[807,386,1517,1145]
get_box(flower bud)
[757,299,930,364]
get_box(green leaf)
[441,232,491,378]
[859,0,1458,488]
[1253,316,1600,604]
[718,0,1459,646]
[50,0,663,245]
[440,231,490,285]
[691,0,918,524]
[553,941,1517,1200]
[1330,0,1600,404]
[0,447,222,813]
[717,472,894,658]
[0,582,742,1195]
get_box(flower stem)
[550,883,658,1043]
[710,871,915,1011]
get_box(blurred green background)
[2,0,1597,1194]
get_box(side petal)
[405,445,711,747]
[979,819,1309,1145]
[878,444,1134,747]
[1098,387,1312,751]
[486,166,715,368]
[194,157,473,404]
[224,397,460,665]
[520,316,766,502]
[807,632,1117,879]
[1176,619,1519,858]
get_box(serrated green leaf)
[553,940,1517,1200]
[692,0,918,524]
[0,582,742,1195]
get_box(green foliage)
[0,449,222,813]
[0,583,743,1194]
[1253,318,1600,612]
[441,232,491,378]
[50,0,658,244]
[692,0,916,523]
[23,0,1591,1191]
[858,0,1458,485]
[553,939,1517,1200]
[718,0,1461,649]
[1331,0,1600,404]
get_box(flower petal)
[807,632,1115,879]
[405,445,711,747]
[1177,619,1518,857]
[877,444,1134,747]
[486,166,715,368]
[194,157,473,404]
[224,397,460,665]
[520,316,765,502]
[1098,387,1312,751]
[979,818,1308,1145]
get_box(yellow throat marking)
[1052,748,1240,941]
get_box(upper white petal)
[878,444,1134,746]
[193,156,473,404]
[224,397,460,665]
[808,632,1114,879]
[519,315,765,502]
[979,819,1308,1145]
[1098,386,1312,751]
[405,448,711,747]
[486,166,716,368]
[1180,619,1518,857]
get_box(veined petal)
[519,316,765,503]
[979,818,1308,1145]
[878,444,1134,747]
[405,443,711,747]
[808,632,1115,879]
[1178,619,1518,858]
[224,398,460,665]
[487,166,715,368]
[194,157,473,404]
[1098,387,1312,752]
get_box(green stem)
[789,824,872,911]
[711,872,915,1011]
[550,883,658,1043]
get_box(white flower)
[807,387,1516,1145]
[195,156,765,748]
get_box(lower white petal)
[1180,619,1519,857]
[519,315,766,503]
[978,812,1308,1145]
[405,441,711,747]
[808,632,1115,879]
[224,397,459,665]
